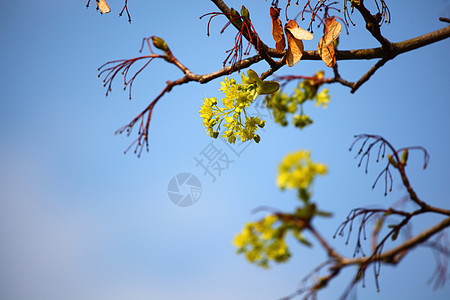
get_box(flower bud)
[151,36,170,52]
[240,5,250,20]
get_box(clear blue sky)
[0,1,449,299]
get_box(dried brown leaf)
[285,20,312,67]
[318,17,341,67]
[323,17,341,44]
[318,37,336,67]
[270,7,285,53]
[286,20,313,41]
[275,40,286,53]
[285,30,304,67]
[98,0,111,14]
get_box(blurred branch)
[374,217,450,263]
[281,133,450,299]
[287,215,450,300]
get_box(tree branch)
[99,3,450,153]
[265,25,450,61]
[350,57,388,93]
[353,0,392,51]
[342,217,450,266]
[210,0,277,68]
[308,225,341,259]
[267,25,450,92]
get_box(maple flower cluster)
[277,150,327,190]
[233,214,292,268]
[200,69,279,144]
[233,149,329,268]
[265,71,330,130]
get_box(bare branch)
[114,76,189,157]
[352,1,392,51]
[86,0,131,21]
[210,0,277,68]
[342,217,450,266]
[118,0,131,23]
[351,57,388,93]
[308,225,341,259]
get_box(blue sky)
[0,1,449,299]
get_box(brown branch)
[86,0,131,21]
[285,209,449,299]
[308,217,450,299]
[111,52,264,154]
[264,25,450,60]
[348,134,450,215]
[118,0,131,23]
[89,4,450,295]
[260,57,286,80]
[351,57,388,93]
[115,76,190,156]
[187,54,263,83]
[110,20,449,152]
[280,259,339,300]
[98,3,450,153]
[331,64,355,88]
[265,25,450,91]
[254,134,449,300]
[352,1,392,51]
[311,134,450,296]
[392,25,450,56]
[426,233,450,289]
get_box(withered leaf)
[286,20,313,41]
[98,0,111,14]
[318,17,342,67]
[323,17,341,44]
[285,30,303,67]
[285,20,313,67]
[318,38,336,67]
[270,7,285,53]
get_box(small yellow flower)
[315,88,330,108]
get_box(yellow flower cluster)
[265,71,330,130]
[199,69,279,144]
[234,149,329,267]
[277,150,327,190]
[315,88,330,108]
[233,150,329,268]
[233,215,291,268]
